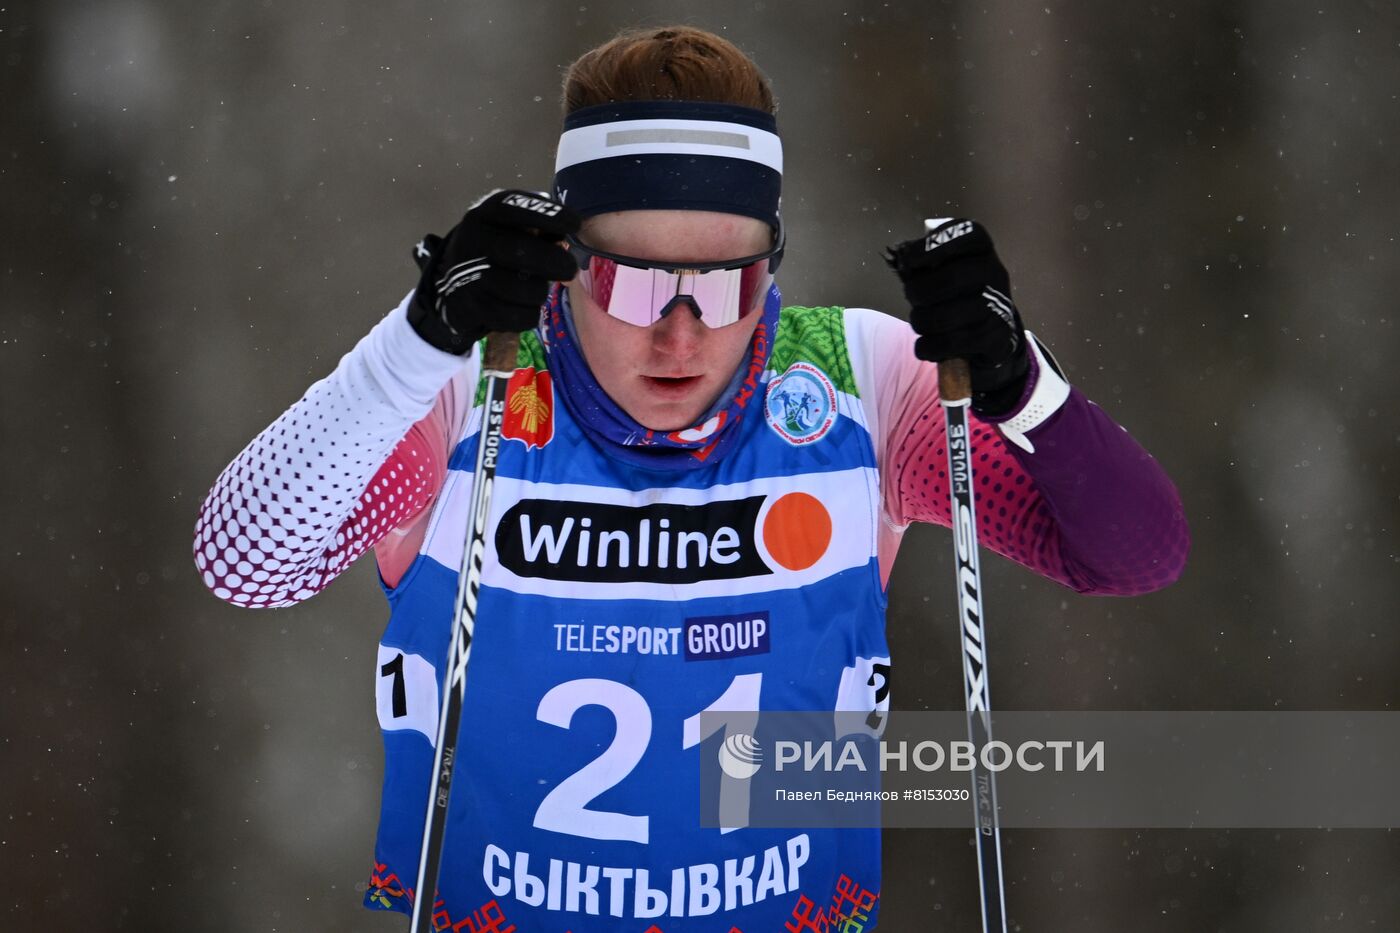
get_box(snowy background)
[3,1,1398,930]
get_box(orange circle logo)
[761,492,833,571]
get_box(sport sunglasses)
[566,220,785,329]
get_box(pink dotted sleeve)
[371,389,465,588]
[846,308,1188,595]
[193,295,473,607]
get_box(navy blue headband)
[553,100,782,229]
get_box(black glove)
[884,219,1030,416]
[409,189,581,354]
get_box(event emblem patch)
[764,362,837,445]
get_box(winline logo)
[495,492,833,584]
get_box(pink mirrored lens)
[579,256,771,328]
[587,256,619,308]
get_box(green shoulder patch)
[770,305,859,397]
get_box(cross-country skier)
[194,25,1188,932]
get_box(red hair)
[562,26,775,116]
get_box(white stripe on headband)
[555,118,783,175]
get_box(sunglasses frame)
[566,217,786,281]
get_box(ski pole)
[409,331,518,933]
[939,355,1009,933]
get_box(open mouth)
[642,374,702,395]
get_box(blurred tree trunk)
[1,2,193,929]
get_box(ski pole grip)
[483,331,520,374]
[939,357,973,404]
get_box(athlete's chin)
[634,404,708,433]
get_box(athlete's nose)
[651,298,705,359]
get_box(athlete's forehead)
[579,210,772,265]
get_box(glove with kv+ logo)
[885,218,1030,416]
[409,189,581,354]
